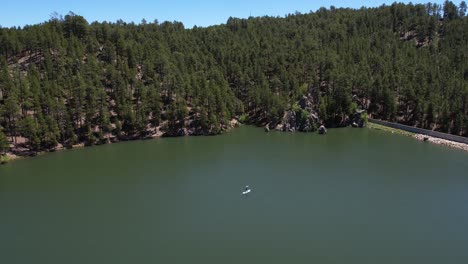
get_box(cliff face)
[274,95,320,132]
[269,91,367,133]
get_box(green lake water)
[1,126,468,264]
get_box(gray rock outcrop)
[318,125,327,134]
[276,95,320,132]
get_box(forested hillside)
[0,1,467,155]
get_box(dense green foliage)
[0,128,8,153]
[0,2,467,152]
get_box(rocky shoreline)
[368,122,468,152]
[3,118,466,165]
[1,118,242,165]
[414,134,468,152]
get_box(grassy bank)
[367,122,415,137]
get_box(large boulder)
[350,109,367,128]
[318,125,327,134]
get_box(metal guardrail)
[369,119,468,144]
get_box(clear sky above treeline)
[1,0,448,28]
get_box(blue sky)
[1,0,447,28]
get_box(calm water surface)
[1,126,468,264]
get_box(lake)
[1,126,468,264]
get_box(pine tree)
[1,3,467,153]
[3,91,20,144]
[0,128,9,154]
[20,116,41,151]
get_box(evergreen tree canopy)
[0,2,467,153]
